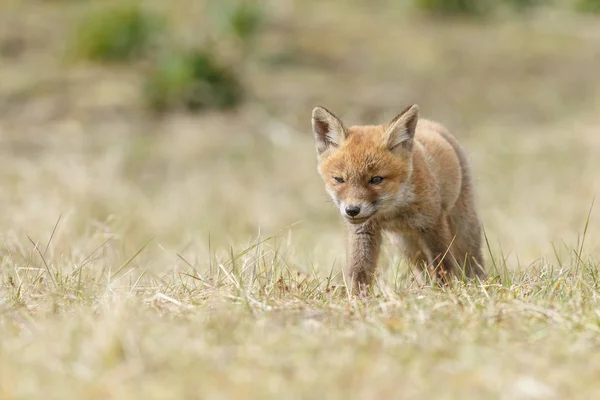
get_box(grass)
[2,228,600,398]
[2,0,600,398]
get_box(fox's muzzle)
[339,202,376,223]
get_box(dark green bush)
[576,0,600,13]
[503,0,550,12]
[414,0,549,16]
[227,2,264,42]
[209,0,265,56]
[73,3,164,62]
[414,0,491,16]
[144,50,244,112]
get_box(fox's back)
[414,119,463,211]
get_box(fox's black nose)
[345,206,361,217]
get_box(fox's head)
[312,104,419,224]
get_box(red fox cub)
[311,104,486,294]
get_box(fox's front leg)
[346,223,382,295]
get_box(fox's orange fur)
[311,104,486,294]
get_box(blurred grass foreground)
[2,0,600,399]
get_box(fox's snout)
[338,200,377,222]
[344,205,361,217]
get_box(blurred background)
[1,0,599,277]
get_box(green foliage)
[503,0,547,12]
[576,0,600,13]
[209,0,265,55]
[144,50,244,112]
[227,2,264,42]
[73,3,164,62]
[413,0,491,16]
[71,1,264,113]
[414,0,550,16]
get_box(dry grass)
[2,0,600,399]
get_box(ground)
[1,1,600,399]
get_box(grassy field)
[2,0,600,398]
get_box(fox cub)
[311,104,486,293]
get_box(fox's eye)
[369,176,384,185]
[334,177,345,184]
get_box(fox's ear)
[385,104,419,152]
[312,106,347,155]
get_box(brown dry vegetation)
[2,0,600,399]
